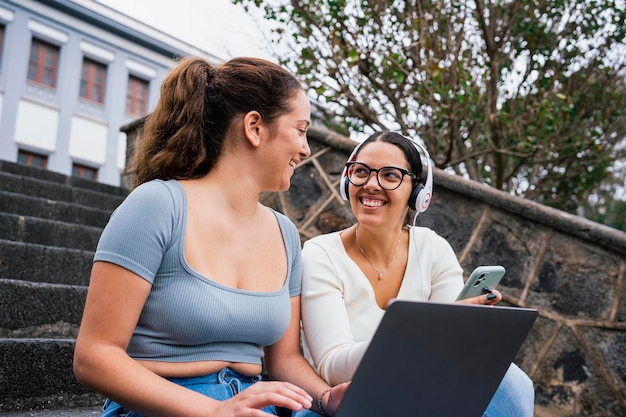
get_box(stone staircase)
[0,160,127,415]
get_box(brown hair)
[128,56,303,187]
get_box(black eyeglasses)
[345,162,416,190]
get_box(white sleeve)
[301,239,369,386]
[426,231,464,303]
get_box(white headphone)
[339,133,434,213]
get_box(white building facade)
[0,0,220,186]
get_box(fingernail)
[487,294,497,301]
[482,286,492,294]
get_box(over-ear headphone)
[339,134,433,213]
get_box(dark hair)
[129,56,303,187]
[355,131,424,184]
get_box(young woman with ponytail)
[74,56,347,417]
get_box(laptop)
[334,300,538,417]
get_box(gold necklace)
[355,224,402,280]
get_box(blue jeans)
[484,363,535,417]
[100,367,321,416]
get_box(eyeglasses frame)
[344,161,417,191]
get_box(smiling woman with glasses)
[345,162,417,190]
[300,131,536,417]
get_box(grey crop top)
[94,179,302,364]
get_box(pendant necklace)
[355,224,402,280]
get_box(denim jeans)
[483,363,535,417]
[100,364,531,417]
[100,367,321,416]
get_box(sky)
[95,0,279,61]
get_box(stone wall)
[122,121,626,416]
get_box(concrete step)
[0,160,128,198]
[0,212,102,251]
[0,171,125,212]
[0,239,93,285]
[0,407,102,416]
[0,338,103,412]
[0,279,86,338]
[0,190,113,228]
[0,406,102,417]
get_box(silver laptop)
[334,300,538,417]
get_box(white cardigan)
[301,227,464,386]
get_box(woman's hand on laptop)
[457,288,502,306]
[323,381,351,416]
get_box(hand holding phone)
[455,265,505,301]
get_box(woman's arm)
[74,262,311,417]
[265,295,349,416]
[421,230,503,305]
[300,241,370,386]
[418,229,465,303]
[74,261,221,416]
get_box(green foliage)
[585,198,626,232]
[234,0,626,231]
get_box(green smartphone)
[455,265,506,301]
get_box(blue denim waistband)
[101,367,266,417]
[169,367,263,392]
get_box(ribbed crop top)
[94,179,302,364]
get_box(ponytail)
[128,56,303,188]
